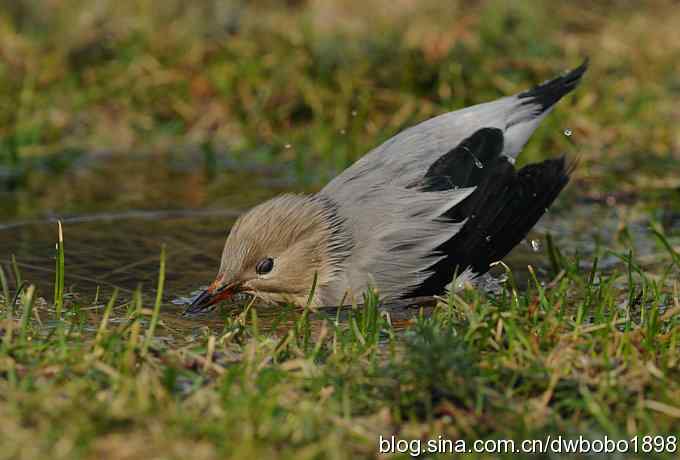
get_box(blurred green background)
[2,3,680,459]
[1,0,679,192]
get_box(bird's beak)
[183,281,239,317]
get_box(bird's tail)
[504,59,588,158]
[517,59,589,115]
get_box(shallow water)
[1,152,678,339]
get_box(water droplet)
[471,154,483,169]
[485,235,492,242]
[530,239,542,252]
[284,144,292,149]
[564,128,572,137]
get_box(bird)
[184,61,588,315]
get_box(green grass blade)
[10,254,21,289]
[124,287,143,372]
[651,224,680,269]
[10,281,28,316]
[95,288,118,346]
[19,285,36,343]
[0,264,9,312]
[142,245,165,356]
[54,221,65,321]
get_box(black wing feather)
[405,128,571,298]
[516,59,588,116]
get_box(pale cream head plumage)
[213,194,350,306]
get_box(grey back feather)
[319,90,558,301]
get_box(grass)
[54,221,65,322]
[0,223,679,459]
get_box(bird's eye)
[255,257,274,275]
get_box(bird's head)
[184,194,350,315]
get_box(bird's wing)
[319,62,587,301]
[322,61,587,195]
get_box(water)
[1,153,296,298]
[0,152,304,339]
[1,151,678,338]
